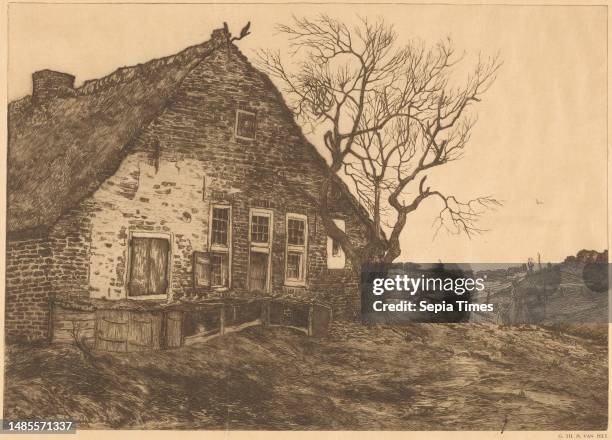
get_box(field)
[3,322,608,430]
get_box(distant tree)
[258,15,502,266]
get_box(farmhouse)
[6,27,372,343]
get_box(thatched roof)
[8,27,375,238]
[7,33,223,235]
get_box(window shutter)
[193,251,212,289]
[148,238,170,295]
[128,237,170,296]
[129,237,149,296]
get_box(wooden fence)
[52,298,332,352]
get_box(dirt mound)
[3,324,607,430]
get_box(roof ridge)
[77,39,219,96]
[8,31,225,104]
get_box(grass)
[3,322,608,430]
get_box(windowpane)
[236,110,256,139]
[251,215,269,243]
[286,252,302,280]
[287,219,305,245]
[211,207,229,246]
[211,252,229,287]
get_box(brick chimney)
[32,69,75,105]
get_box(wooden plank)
[96,309,129,352]
[96,338,127,352]
[52,305,96,344]
[53,326,95,343]
[127,312,152,352]
[53,307,95,329]
[150,312,162,350]
[128,237,149,296]
[127,310,163,351]
[165,310,183,348]
[148,238,169,295]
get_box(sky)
[7,3,608,263]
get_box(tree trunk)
[383,210,407,263]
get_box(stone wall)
[48,206,93,298]
[5,236,52,341]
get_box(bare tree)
[258,15,502,266]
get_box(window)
[288,219,305,245]
[285,213,307,286]
[192,250,229,291]
[235,109,256,140]
[209,205,232,289]
[249,209,273,292]
[286,252,303,279]
[327,219,346,269]
[211,207,229,246]
[211,253,230,288]
[251,215,270,244]
[249,209,273,250]
[128,234,171,298]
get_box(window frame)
[248,208,273,292]
[210,205,231,250]
[208,204,232,290]
[234,109,257,141]
[249,208,273,252]
[284,213,308,287]
[126,231,173,300]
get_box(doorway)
[249,251,268,292]
[248,208,273,293]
